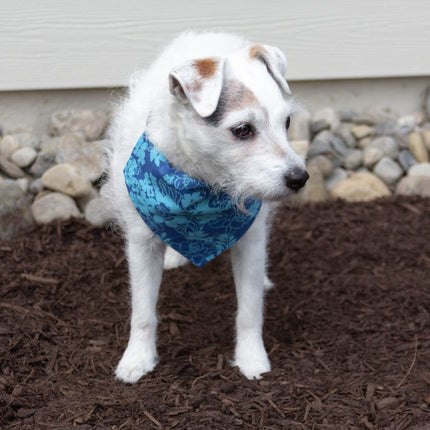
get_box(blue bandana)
[123,133,262,267]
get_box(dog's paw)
[163,247,189,270]
[115,348,158,384]
[233,344,271,380]
[264,275,275,290]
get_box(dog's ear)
[249,45,291,95]
[169,57,225,118]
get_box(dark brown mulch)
[1,196,430,430]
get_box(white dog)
[103,31,308,383]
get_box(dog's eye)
[286,116,291,131]
[231,124,254,140]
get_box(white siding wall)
[1,0,430,91]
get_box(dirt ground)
[1,196,430,430]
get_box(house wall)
[1,0,429,132]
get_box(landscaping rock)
[310,108,340,135]
[289,111,310,141]
[0,135,20,159]
[56,134,106,181]
[307,155,334,178]
[368,136,399,159]
[398,150,417,172]
[351,124,373,140]
[290,140,310,160]
[344,149,363,170]
[0,155,25,178]
[0,180,33,239]
[41,163,92,198]
[331,172,391,202]
[29,152,57,177]
[31,192,81,225]
[396,176,430,197]
[11,147,37,168]
[326,167,348,191]
[409,132,429,162]
[354,106,398,125]
[408,162,430,177]
[373,157,403,186]
[48,109,108,141]
[84,196,112,227]
[363,146,384,169]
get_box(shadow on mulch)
[1,196,430,429]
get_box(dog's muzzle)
[285,169,310,192]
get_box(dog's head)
[168,43,309,201]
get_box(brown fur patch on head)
[194,58,217,78]
[249,45,268,60]
[205,79,258,125]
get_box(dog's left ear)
[169,57,225,118]
[249,44,291,95]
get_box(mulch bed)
[1,196,430,429]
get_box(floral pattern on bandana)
[123,133,262,267]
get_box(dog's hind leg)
[115,226,165,383]
[230,203,271,379]
[163,246,189,270]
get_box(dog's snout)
[285,169,309,192]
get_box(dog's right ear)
[169,57,225,118]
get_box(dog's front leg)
[231,204,271,379]
[116,229,165,383]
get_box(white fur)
[103,31,307,382]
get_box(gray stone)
[398,113,425,134]
[334,123,356,148]
[408,162,430,177]
[344,149,363,170]
[368,136,399,160]
[308,132,348,166]
[0,135,20,159]
[373,157,403,186]
[329,135,349,162]
[354,106,398,125]
[31,192,81,225]
[42,163,92,197]
[398,150,417,172]
[13,133,41,150]
[308,131,331,158]
[338,109,358,122]
[48,109,109,141]
[11,147,37,168]
[374,121,397,136]
[0,180,33,239]
[84,196,112,227]
[29,178,44,194]
[56,134,107,181]
[29,152,57,177]
[0,155,25,178]
[326,167,348,191]
[396,176,430,197]
[310,108,340,135]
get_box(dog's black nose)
[285,169,309,192]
